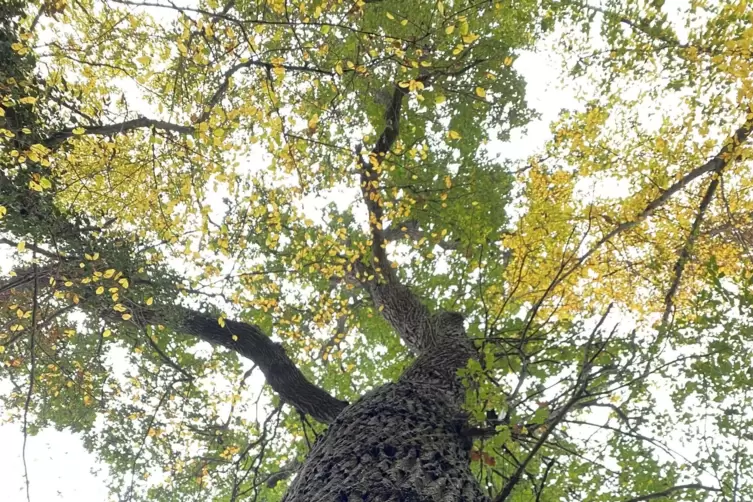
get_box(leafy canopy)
[1,0,753,500]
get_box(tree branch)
[41,117,194,149]
[492,307,612,502]
[382,219,460,250]
[623,483,722,502]
[662,173,721,325]
[357,83,409,284]
[127,304,350,424]
[554,111,753,291]
[0,266,349,424]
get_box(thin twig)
[22,253,39,502]
[623,483,722,502]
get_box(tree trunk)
[284,308,487,502]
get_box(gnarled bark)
[284,307,485,502]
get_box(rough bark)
[286,69,488,497]
[283,310,485,502]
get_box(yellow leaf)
[504,56,513,66]
[96,286,104,295]
[308,114,319,131]
[146,297,154,306]
[122,313,132,320]
[104,269,115,278]
[232,334,238,341]
[409,80,425,92]
[445,25,455,34]
[386,12,395,19]
[19,96,37,104]
[0,205,6,218]
[119,278,129,288]
[103,329,112,338]
[447,130,461,140]
[476,87,486,98]
[218,317,226,328]
[72,127,86,135]
[17,241,26,252]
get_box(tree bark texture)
[283,285,487,502]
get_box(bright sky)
[0,12,584,501]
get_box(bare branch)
[493,306,613,502]
[21,257,38,502]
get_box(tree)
[1,0,752,500]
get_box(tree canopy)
[1,0,753,500]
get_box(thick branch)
[623,483,722,502]
[0,267,348,424]
[367,282,435,354]
[662,174,721,324]
[161,307,348,423]
[41,117,194,148]
[357,84,408,283]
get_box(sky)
[0,6,584,501]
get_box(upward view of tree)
[1,0,753,500]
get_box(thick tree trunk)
[284,310,487,502]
